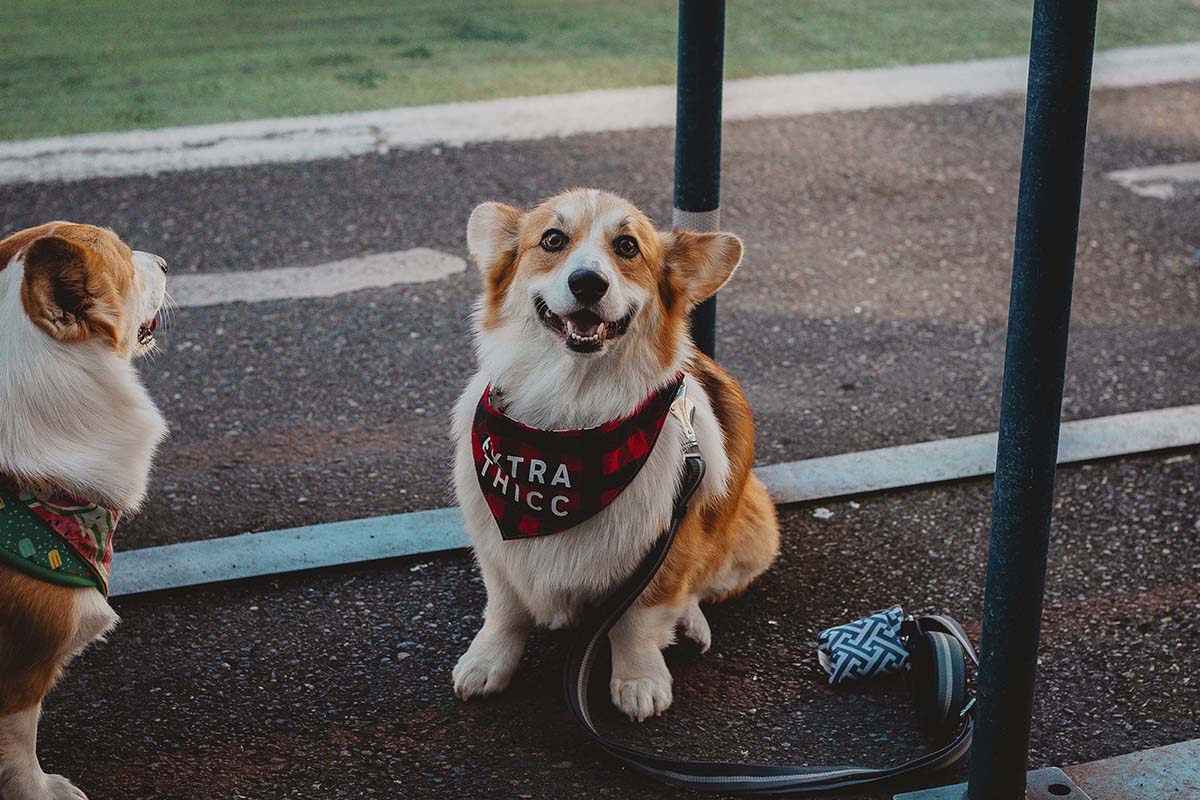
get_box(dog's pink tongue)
[566,310,603,337]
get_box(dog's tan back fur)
[644,353,778,608]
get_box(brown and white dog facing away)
[452,189,780,721]
[0,223,168,800]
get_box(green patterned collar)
[0,476,119,595]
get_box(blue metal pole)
[967,1,1098,797]
[674,0,725,359]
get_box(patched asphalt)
[0,80,1197,799]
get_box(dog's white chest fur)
[452,370,728,628]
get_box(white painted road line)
[168,248,466,307]
[108,404,1200,596]
[3,42,1200,185]
[1106,161,1200,199]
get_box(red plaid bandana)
[472,374,684,540]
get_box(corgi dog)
[0,223,168,800]
[452,189,779,721]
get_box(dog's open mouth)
[535,296,634,354]
[137,316,158,347]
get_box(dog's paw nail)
[685,627,712,653]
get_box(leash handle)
[563,397,975,794]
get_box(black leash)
[563,388,978,794]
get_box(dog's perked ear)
[664,230,744,306]
[467,201,525,276]
[20,235,121,347]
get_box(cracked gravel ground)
[0,82,1196,548]
[0,82,1196,798]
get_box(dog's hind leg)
[0,705,89,800]
[679,596,711,653]
[0,573,110,800]
[700,476,780,604]
[453,563,533,700]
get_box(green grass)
[2,0,1199,140]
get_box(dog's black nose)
[568,268,609,305]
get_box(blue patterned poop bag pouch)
[817,606,911,685]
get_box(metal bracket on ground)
[894,738,1200,799]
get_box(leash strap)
[563,389,976,794]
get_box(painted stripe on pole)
[2,42,1199,185]
[672,208,721,233]
[1106,160,1200,199]
[169,248,466,308]
[108,404,1200,597]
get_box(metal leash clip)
[669,381,702,461]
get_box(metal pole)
[674,0,725,359]
[967,1,1098,797]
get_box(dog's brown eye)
[614,235,639,259]
[540,229,568,252]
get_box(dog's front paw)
[610,673,673,721]
[453,635,523,700]
[4,773,88,800]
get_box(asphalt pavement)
[40,452,1200,799]
[0,82,1197,549]
[0,80,1196,799]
